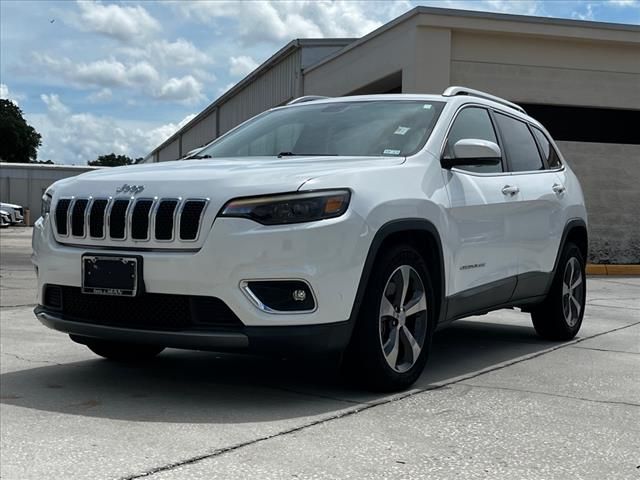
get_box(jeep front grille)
[54,197,209,245]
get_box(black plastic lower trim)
[35,306,351,355]
[445,271,553,322]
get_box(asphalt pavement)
[1,227,638,479]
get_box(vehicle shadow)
[0,314,561,424]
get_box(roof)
[305,6,640,74]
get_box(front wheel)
[531,242,586,340]
[344,244,435,391]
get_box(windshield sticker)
[394,126,411,135]
[423,104,432,109]
[383,149,401,155]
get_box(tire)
[344,244,435,391]
[531,242,586,341]
[85,339,165,362]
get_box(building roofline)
[0,162,101,171]
[149,38,355,156]
[304,6,640,74]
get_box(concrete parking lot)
[1,227,638,480]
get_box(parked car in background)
[32,86,587,391]
[0,202,24,225]
[0,210,11,228]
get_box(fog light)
[242,280,315,312]
[292,289,307,302]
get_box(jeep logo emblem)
[116,184,145,194]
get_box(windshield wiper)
[276,152,338,158]
[188,154,213,159]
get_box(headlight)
[220,189,351,225]
[41,192,52,217]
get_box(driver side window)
[446,107,503,173]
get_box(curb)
[586,264,640,276]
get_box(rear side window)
[495,113,544,172]
[532,127,562,169]
[446,107,502,173]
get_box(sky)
[1,0,639,165]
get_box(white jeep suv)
[33,87,588,391]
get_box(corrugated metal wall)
[157,138,180,162]
[155,50,300,162]
[0,163,99,222]
[181,112,217,153]
[218,50,301,134]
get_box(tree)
[0,99,42,163]
[88,153,134,167]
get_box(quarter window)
[494,113,544,172]
[445,107,502,173]
[532,127,562,169]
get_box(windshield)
[198,100,445,158]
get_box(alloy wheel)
[562,257,584,327]
[378,265,428,373]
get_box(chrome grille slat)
[71,198,89,237]
[109,199,130,240]
[179,199,207,241]
[131,199,154,240]
[53,196,209,247]
[54,198,72,236]
[155,199,179,241]
[89,198,108,238]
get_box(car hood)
[48,155,404,249]
[53,156,404,199]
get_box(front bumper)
[35,307,352,354]
[32,211,370,329]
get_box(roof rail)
[442,86,526,114]
[287,95,330,105]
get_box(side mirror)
[441,139,502,169]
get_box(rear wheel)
[345,244,435,391]
[531,242,586,340]
[82,339,165,362]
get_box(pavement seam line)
[571,345,640,355]
[456,383,640,408]
[119,320,640,480]
[0,351,65,366]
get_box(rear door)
[442,106,520,306]
[492,113,565,298]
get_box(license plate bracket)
[82,254,142,297]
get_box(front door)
[441,106,521,309]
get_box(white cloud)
[34,54,160,88]
[155,75,205,104]
[40,94,70,118]
[121,38,213,67]
[88,87,112,102]
[229,55,259,77]
[217,82,236,96]
[484,0,540,15]
[608,0,638,6]
[176,0,396,44]
[0,83,25,105]
[572,3,595,20]
[143,113,197,150]
[75,0,160,42]
[33,54,205,104]
[29,94,196,163]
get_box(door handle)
[552,183,566,194]
[501,185,520,196]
